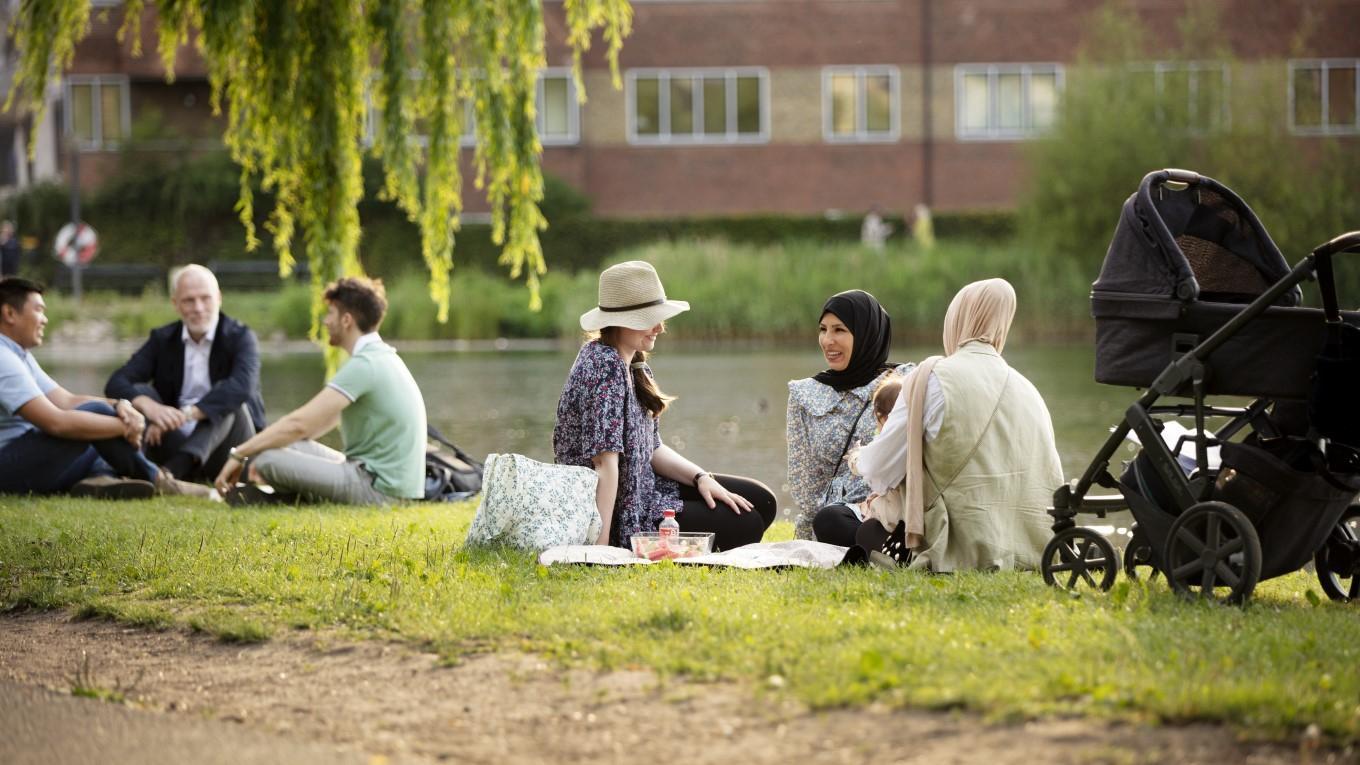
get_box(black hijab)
[813,290,893,392]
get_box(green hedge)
[357,209,1015,279]
[4,149,1016,287]
[56,237,1090,344]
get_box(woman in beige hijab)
[848,278,1062,570]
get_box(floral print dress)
[786,365,912,539]
[553,340,682,548]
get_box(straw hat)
[579,260,690,331]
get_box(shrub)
[1020,1,1360,296]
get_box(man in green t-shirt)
[214,277,427,505]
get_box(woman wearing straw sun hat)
[553,260,776,551]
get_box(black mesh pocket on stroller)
[1214,440,1360,581]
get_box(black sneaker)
[224,484,297,507]
[69,475,156,500]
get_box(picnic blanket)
[537,540,848,569]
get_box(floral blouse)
[553,340,682,548]
[786,365,911,539]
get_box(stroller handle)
[1314,231,1360,259]
[1311,230,1360,324]
[1159,168,1202,186]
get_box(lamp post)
[67,135,82,303]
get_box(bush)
[560,238,1090,344]
[5,156,1018,292]
[401,209,1016,280]
[1020,1,1360,296]
[58,238,1089,343]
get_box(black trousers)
[147,403,256,481]
[815,503,911,568]
[812,503,863,547]
[676,473,777,552]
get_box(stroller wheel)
[1123,525,1161,583]
[1041,527,1120,592]
[1165,501,1262,605]
[1315,505,1360,602]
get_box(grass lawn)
[2,496,1357,745]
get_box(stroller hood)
[1093,169,1301,307]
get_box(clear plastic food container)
[629,531,715,561]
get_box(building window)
[364,70,578,148]
[823,66,899,142]
[1134,62,1230,132]
[627,68,768,145]
[536,69,579,145]
[1290,59,1358,135]
[954,64,1062,140]
[64,76,129,150]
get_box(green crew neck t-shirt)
[326,340,427,499]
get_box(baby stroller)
[1041,168,1360,604]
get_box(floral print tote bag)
[465,453,603,551]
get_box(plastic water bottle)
[658,508,680,550]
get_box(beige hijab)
[900,278,1017,548]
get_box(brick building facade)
[15,0,1360,219]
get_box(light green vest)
[911,342,1063,572]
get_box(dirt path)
[0,611,1350,765]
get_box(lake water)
[45,343,1139,524]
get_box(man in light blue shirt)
[0,278,213,499]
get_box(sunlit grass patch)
[1,496,1357,744]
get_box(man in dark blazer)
[106,265,266,482]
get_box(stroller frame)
[1045,172,1360,604]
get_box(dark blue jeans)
[0,401,159,495]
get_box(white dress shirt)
[852,371,946,494]
[177,316,218,435]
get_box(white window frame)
[363,70,576,148]
[1132,61,1231,133]
[536,68,580,146]
[1288,59,1360,136]
[822,66,900,143]
[63,75,131,151]
[953,63,1063,141]
[625,67,770,145]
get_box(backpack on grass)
[424,424,484,502]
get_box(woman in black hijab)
[786,290,911,541]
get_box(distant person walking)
[0,222,20,277]
[861,206,893,251]
[912,204,935,251]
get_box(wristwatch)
[692,470,713,487]
[228,446,249,463]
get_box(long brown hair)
[595,327,675,418]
